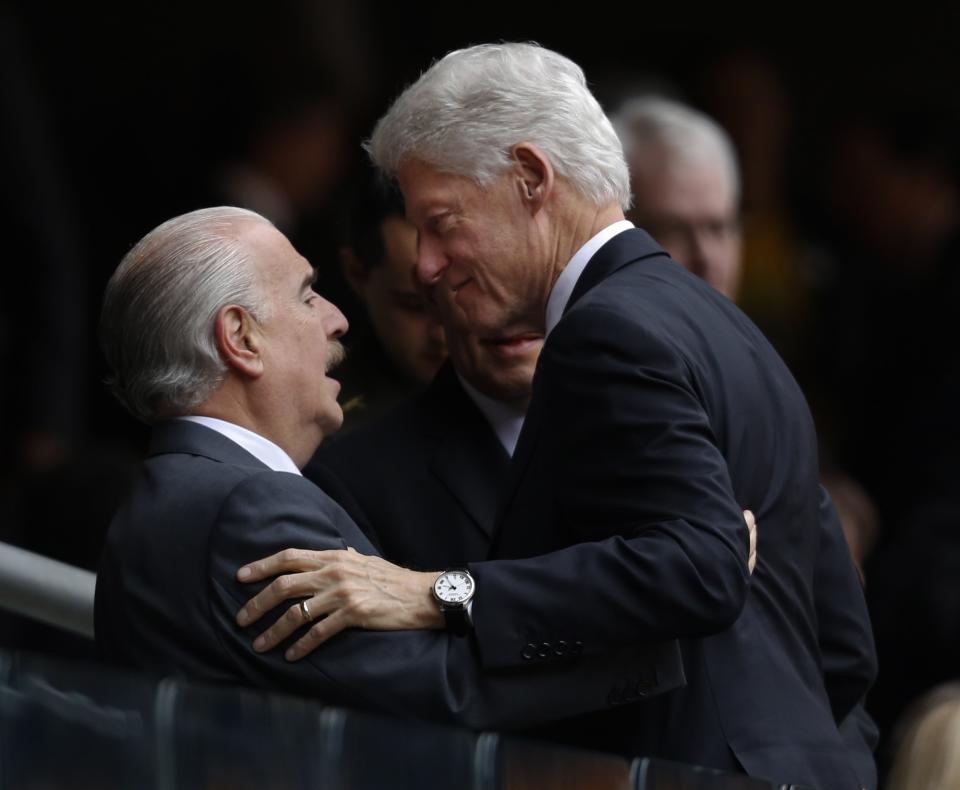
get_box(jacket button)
[537,642,551,659]
[555,640,568,657]
[521,643,537,660]
[571,640,583,656]
[635,678,654,697]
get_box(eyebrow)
[301,268,318,292]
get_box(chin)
[318,406,345,440]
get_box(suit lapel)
[423,366,511,540]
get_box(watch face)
[434,571,474,604]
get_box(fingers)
[236,548,349,583]
[285,609,352,661]
[251,597,320,653]
[237,571,322,627]
[249,592,353,658]
[743,509,758,575]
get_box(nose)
[323,299,349,339]
[416,234,451,285]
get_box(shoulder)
[218,468,350,524]
[547,285,694,387]
[211,468,377,560]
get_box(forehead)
[634,156,735,218]
[397,159,475,219]
[243,222,312,286]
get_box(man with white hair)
[247,44,874,787]
[614,95,743,298]
[94,206,684,728]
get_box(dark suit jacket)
[306,363,509,570]
[465,230,877,788]
[95,419,683,730]
[312,347,877,787]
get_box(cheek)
[389,312,432,348]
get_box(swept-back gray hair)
[367,42,631,210]
[100,206,272,424]
[613,95,741,204]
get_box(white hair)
[887,683,960,790]
[100,206,273,423]
[613,95,741,204]
[366,42,631,210]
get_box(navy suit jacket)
[464,230,877,788]
[95,419,684,730]
[312,343,876,786]
[307,363,509,570]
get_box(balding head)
[614,96,743,298]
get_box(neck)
[196,382,317,469]
[551,199,624,282]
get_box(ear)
[510,142,554,214]
[339,246,369,300]
[214,304,265,379]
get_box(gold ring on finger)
[299,599,313,623]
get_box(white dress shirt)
[457,374,527,457]
[178,416,302,475]
[544,219,634,336]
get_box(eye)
[428,213,456,236]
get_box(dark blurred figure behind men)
[208,73,359,328]
[327,168,447,432]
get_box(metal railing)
[0,541,95,638]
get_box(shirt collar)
[544,219,634,336]
[178,416,302,475]
[456,373,526,457]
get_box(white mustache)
[326,339,346,372]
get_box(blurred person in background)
[329,168,447,431]
[885,683,960,790]
[615,94,743,299]
[209,75,360,320]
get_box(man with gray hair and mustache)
[238,44,875,788]
[94,205,684,728]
